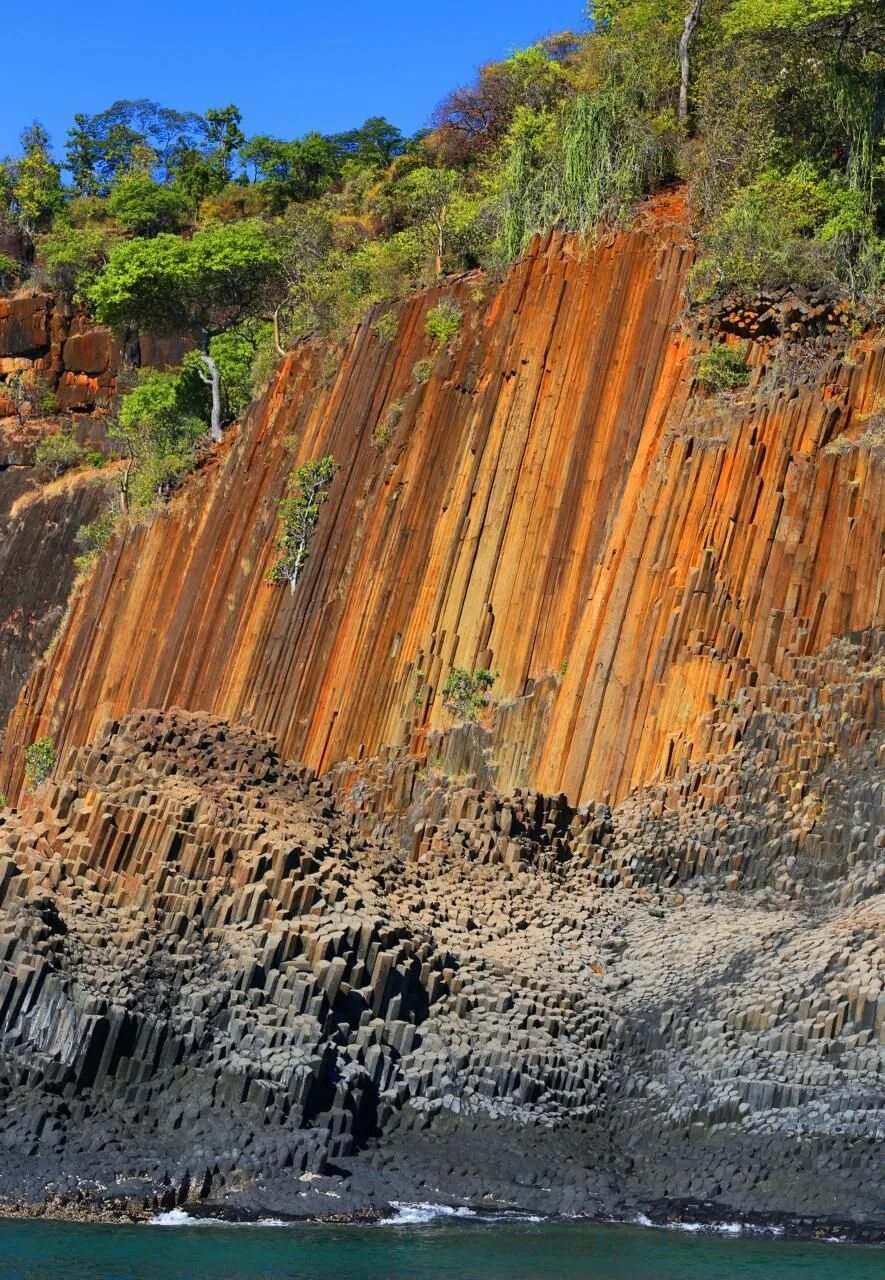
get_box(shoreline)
[0,1193,882,1247]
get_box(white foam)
[149,1209,288,1228]
[379,1202,544,1227]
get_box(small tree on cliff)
[88,220,278,441]
[267,457,337,594]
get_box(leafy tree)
[65,100,207,194]
[400,167,461,276]
[241,132,340,212]
[34,432,84,480]
[3,124,65,233]
[89,220,279,441]
[267,456,337,593]
[204,105,246,183]
[38,223,112,296]
[115,369,205,508]
[107,175,188,236]
[329,117,408,171]
[0,252,21,289]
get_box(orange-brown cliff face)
[1,205,883,803]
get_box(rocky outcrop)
[0,630,880,1225]
[2,211,882,806]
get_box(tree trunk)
[678,0,705,128]
[196,340,223,443]
[273,307,286,357]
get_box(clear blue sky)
[2,1,586,161]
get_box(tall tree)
[89,221,279,441]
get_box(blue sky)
[1,1,586,161]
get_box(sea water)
[0,1212,881,1279]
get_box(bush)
[696,343,751,391]
[0,251,21,288]
[38,224,111,296]
[425,298,462,347]
[412,357,434,384]
[34,431,84,479]
[373,312,398,345]
[373,400,403,452]
[107,176,188,236]
[116,368,206,508]
[24,736,55,791]
[74,509,116,572]
[442,667,495,721]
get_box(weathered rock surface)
[0,628,880,1227]
[2,211,881,809]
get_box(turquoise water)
[0,1217,880,1279]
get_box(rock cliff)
[0,201,881,1229]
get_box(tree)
[38,223,112,296]
[115,369,205,509]
[241,132,340,212]
[329,117,408,171]
[4,124,65,233]
[267,457,337,593]
[107,175,188,236]
[65,100,207,194]
[89,221,279,441]
[204,105,246,183]
[678,0,705,125]
[401,167,460,276]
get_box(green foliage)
[696,343,751,391]
[373,400,404,452]
[74,509,116,572]
[24,737,55,791]
[38,223,112,295]
[107,175,188,236]
[442,667,495,721]
[692,164,883,303]
[34,431,83,479]
[723,0,867,36]
[373,312,398,344]
[89,219,278,340]
[425,298,462,347]
[116,369,205,506]
[190,319,275,420]
[3,123,65,233]
[412,358,434,384]
[267,456,336,591]
[0,252,21,288]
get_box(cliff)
[2,201,882,806]
[0,200,881,1230]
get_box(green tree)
[267,456,337,593]
[4,124,65,233]
[65,100,207,194]
[401,166,460,276]
[89,220,279,441]
[107,175,188,235]
[241,132,340,212]
[115,369,205,509]
[38,224,112,296]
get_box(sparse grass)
[374,400,404,453]
[823,433,854,457]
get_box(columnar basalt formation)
[2,211,882,805]
[0,646,880,1224]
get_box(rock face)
[0,204,881,1228]
[0,631,880,1224]
[1,213,881,807]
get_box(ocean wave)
[379,1203,543,1227]
[631,1213,783,1238]
[149,1209,288,1228]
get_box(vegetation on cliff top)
[1,2,881,537]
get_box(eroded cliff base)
[0,633,881,1232]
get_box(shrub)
[425,298,462,347]
[107,176,188,237]
[412,357,434,384]
[74,509,116,572]
[696,343,750,392]
[38,224,111,296]
[267,456,337,593]
[373,312,398,345]
[373,400,403,452]
[24,736,55,791]
[0,251,21,288]
[34,431,84,479]
[442,667,495,721]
